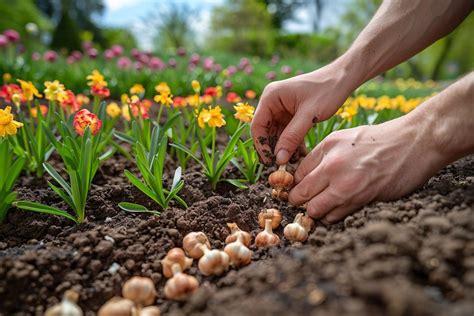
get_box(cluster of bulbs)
[46,164,313,314]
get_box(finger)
[274,112,314,165]
[251,103,274,165]
[288,165,328,207]
[322,204,362,224]
[305,188,343,219]
[294,145,325,184]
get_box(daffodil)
[234,102,255,123]
[106,102,122,118]
[130,84,145,95]
[44,80,66,101]
[186,94,200,107]
[155,82,170,94]
[86,70,107,87]
[192,80,201,94]
[198,106,226,129]
[0,106,24,137]
[338,106,357,122]
[17,79,42,101]
[154,91,173,107]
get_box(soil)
[0,151,473,316]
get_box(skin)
[252,0,474,223]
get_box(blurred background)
[0,0,472,98]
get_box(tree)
[210,0,275,56]
[51,4,82,51]
[259,0,305,29]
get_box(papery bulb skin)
[225,223,251,247]
[164,272,199,301]
[284,222,308,242]
[162,248,193,278]
[122,276,156,307]
[268,165,294,191]
[198,247,230,276]
[183,232,211,259]
[224,239,252,267]
[97,297,135,316]
[258,208,282,229]
[140,306,161,316]
[255,219,280,248]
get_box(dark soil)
[0,153,473,316]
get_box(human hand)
[288,113,444,224]
[251,64,353,165]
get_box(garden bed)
[0,150,473,315]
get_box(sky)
[101,0,346,50]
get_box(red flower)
[226,92,241,103]
[59,90,81,113]
[0,84,23,103]
[90,84,110,99]
[173,96,186,108]
[204,87,218,97]
[73,109,102,136]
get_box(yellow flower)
[186,94,201,107]
[121,104,131,121]
[11,93,21,108]
[106,102,122,118]
[3,73,12,82]
[357,95,376,110]
[198,106,226,129]
[44,80,66,101]
[154,92,173,107]
[155,82,170,94]
[86,70,107,87]
[338,106,357,122]
[17,79,42,101]
[130,84,145,95]
[192,80,201,94]
[0,106,23,137]
[121,94,130,105]
[216,86,222,99]
[234,102,255,123]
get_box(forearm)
[413,72,474,166]
[335,0,472,89]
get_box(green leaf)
[118,202,160,216]
[170,143,205,169]
[114,131,135,145]
[171,167,182,191]
[124,170,160,205]
[43,162,72,196]
[222,179,248,189]
[14,201,78,223]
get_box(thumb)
[274,112,314,165]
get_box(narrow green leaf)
[118,202,160,215]
[14,201,78,223]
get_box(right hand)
[251,64,353,165]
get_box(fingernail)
[276,149,289,165]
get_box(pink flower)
[266,71,276,81]
[239,58,249,69]
[82,41,93,50]
[213,64,222,73]
[0,35,8,48]
[104,49,114,60]
[148,57,164,70]
[44,50,58,62]
[87,48,98,59]
[227,66,237,76]
[3,30,20,43]
[117,57,132,69]
[134,62,144,71]
[189,53,200,65]
[223,80,233,89]
[244,65,253,75]
[203,57,214,71]
[281,65,292,75]
[67,56,76,64]
[111,45,123,56]
[271,54,280,65]
[71,50,82,60]
[131,48,141,59]
[168,58,177,68]
[176,47,186,56]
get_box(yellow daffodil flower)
[154,92,173,107]
[17,79,42,101]
[0,106,24,137]
[155,82,170,94]
[130,84,145,95]
[86,69,107,87]
[192,80,201,94]
[198,106,226,129]
[234,102,255,123]
[106,102,122,118]
[44,80,66,102]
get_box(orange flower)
[226,92,241,103]
[76,94,90,106]
[73,109,102,136]
[245,90,256,99]
[30,105,48,118]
